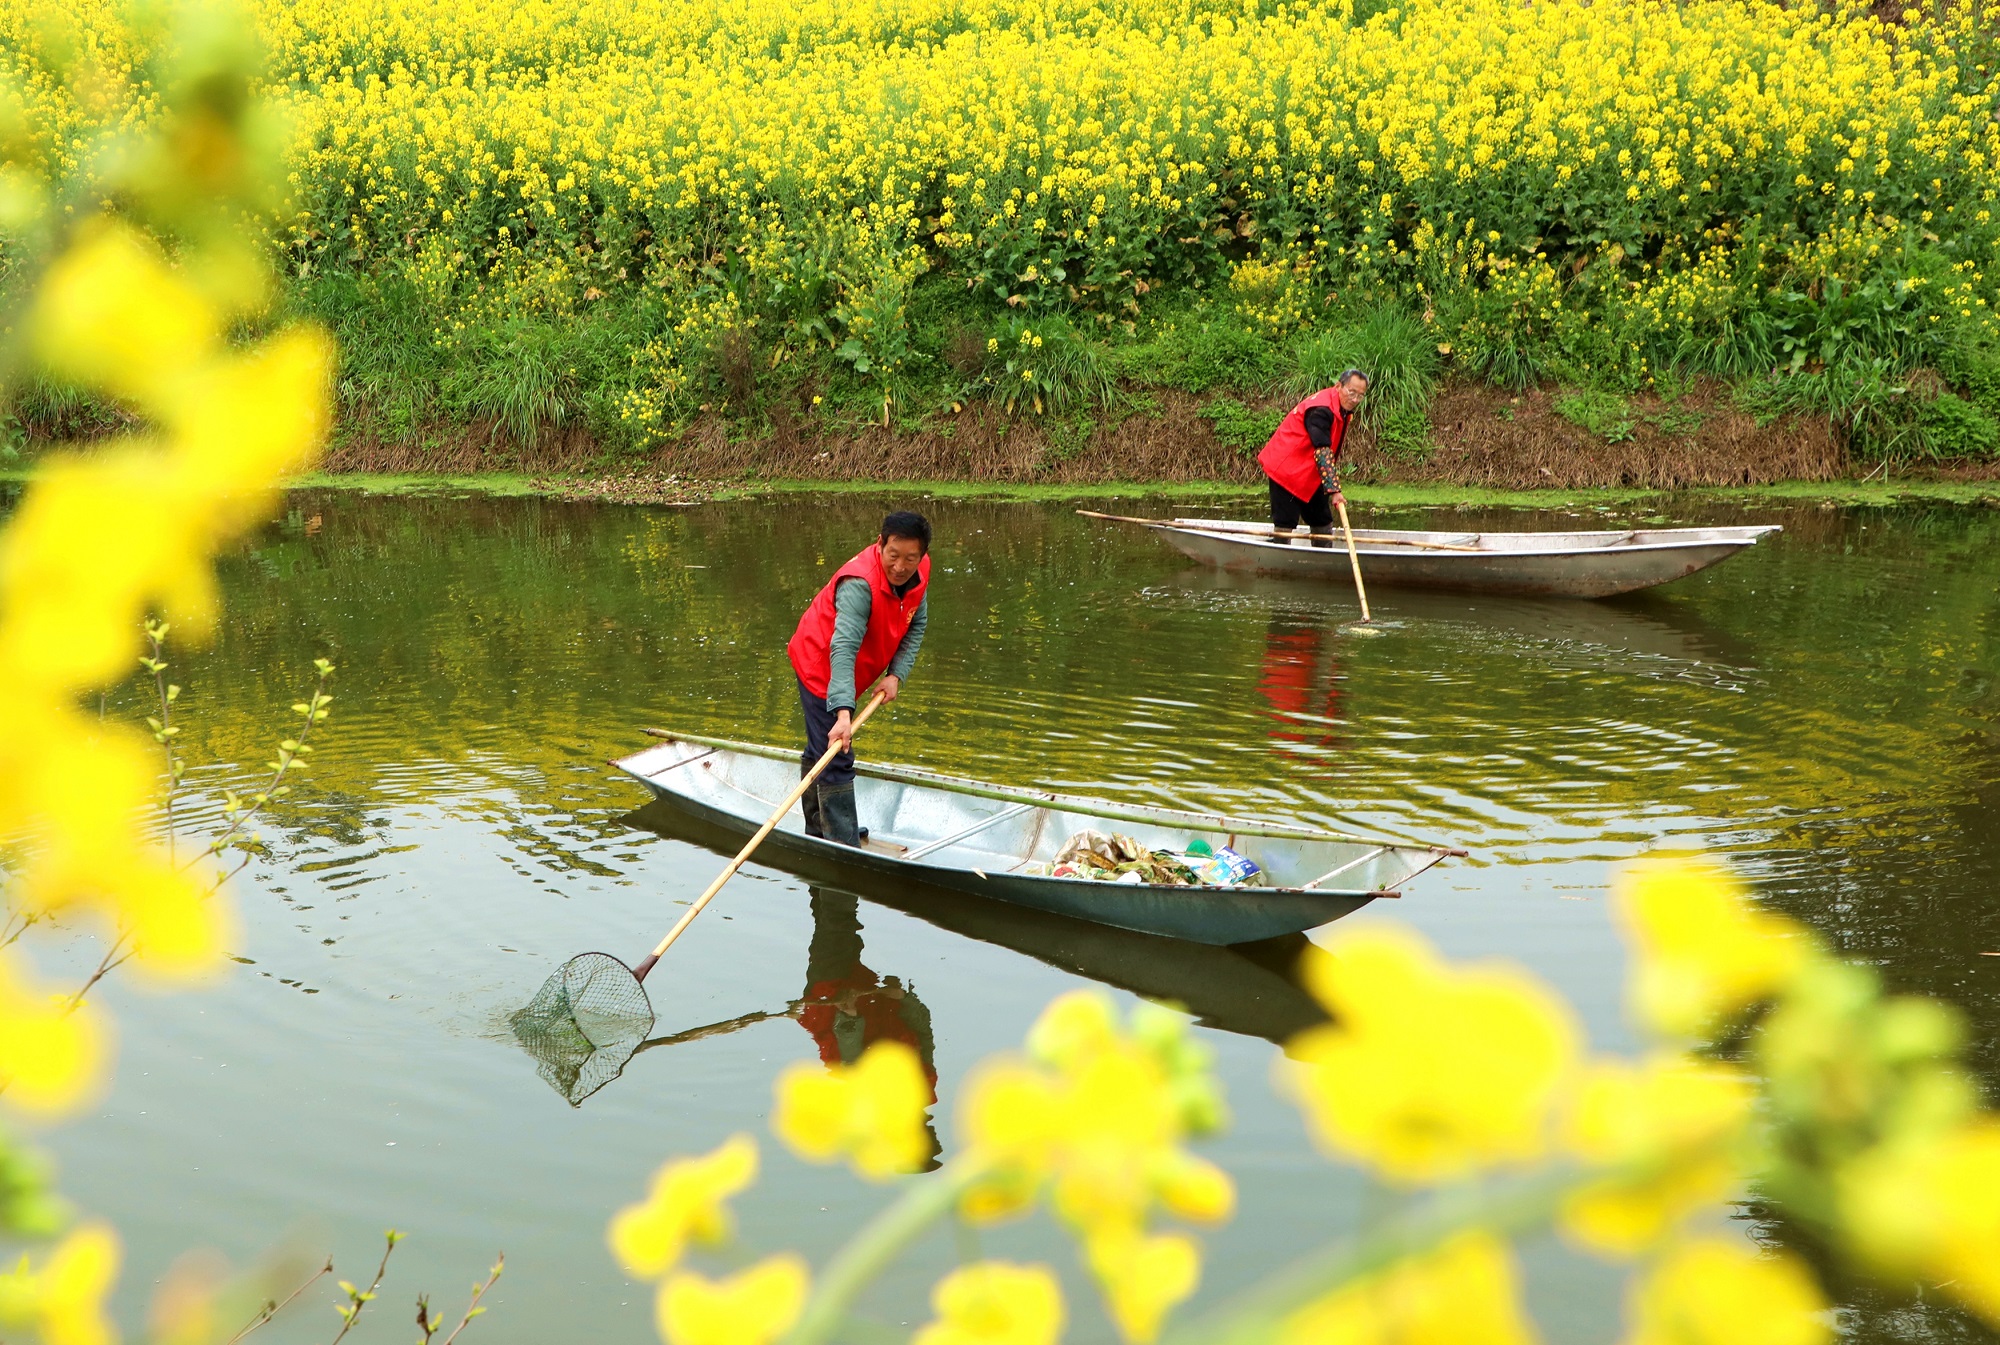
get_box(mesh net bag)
[510,952,657,1106]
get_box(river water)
[30,491,2000,1343]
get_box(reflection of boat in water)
[1183,566,1758,676]
[623,799,1330,1049]
[614,733,1459,946]
[1097,513,1781,598]
[515,798,1334,1109]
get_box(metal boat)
[614,731,1462,946]
[625,800,1332,1047]
[1087,513,1781,598]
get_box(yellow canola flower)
[656,1253,808,1345]
[1614,859,1811,1039]
[1025,990,1121,1072]
[0,1223,121,1345]
[914,1260,1065,1345]
[1279,1230,1537,1345]
[1084,1227,1199,1345]
[1284,926,1582,1185]
[1620,1237,1829,1345]
[958,1061,1066,1224]
[1559,1054,1756,1258]
[0,213,330,1001]
[0,952,112,1116]
[959,992,1234,1234]
[774,1038,931,1180]
[29,221,219,417]
[1837,1120,2000,1326]
[608,1134,758,1280]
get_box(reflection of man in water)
[798,888,942,1167]
[1259,615,1344,750]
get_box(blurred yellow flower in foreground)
[1622,1237,1828,1345]
[774,1039,931,1179]
[959,992,1234,1235]
[1285,927,1582,1184]
[1084,1227,1200,1344]
[609,1134,758,1279]
[959,1061,1066,1223]
[1560,1055,1755,1257]
[0,954,111,1116]
[0,204,329,1112]
[0,1223,120,1345]
[31,222,220,414]
[1838,1120,2000,1325]
[914,1260,1065,1345]
[1616,859,1810,1038]
[1280,1230,1538,1345]
[657,1254,808,1345]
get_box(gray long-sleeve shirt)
[825,577,928,713]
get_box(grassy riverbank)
[273,473,2000,508]
[12,463,1997,508]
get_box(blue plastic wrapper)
[1187,845,1261,886]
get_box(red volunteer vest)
[1258,388,1351,503]
[787,544,932,700]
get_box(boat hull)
[1150,522,1779,598]
[633,779,1375,945]
[624,797,1331,1045]
[613,735,1455,946]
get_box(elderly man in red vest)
[786,511,932,846]
[1258,368,1368,546]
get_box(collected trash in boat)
[1032,830,1264,887]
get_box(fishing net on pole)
[510,952,657,1106]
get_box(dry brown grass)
[321,380,1873,488]
[1368,381,1844,489]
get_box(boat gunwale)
[1155,519,1781,560]
[630,786,1400,936]
[619,731,1464,859]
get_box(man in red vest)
[786,511,933,846]
[1257,368,1369,546]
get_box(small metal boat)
[1085,512,1781,598]
[625,800,1331,1047]
[614,732,1462,946]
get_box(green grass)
[251,471,2000,508]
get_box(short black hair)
[880,510,932,553]
[1338,367,1370,386]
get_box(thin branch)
[327,1231,400,1345]
[197,660,334,870]
[142,621,184,862]
[0,910,40,950]
[227,1256,335,1345]
[437,1254,504,1345]
[64,934,134,1014]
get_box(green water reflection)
[32,491,2000,1343]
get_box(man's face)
[880,534,926,586]
[1338,377,1369,411]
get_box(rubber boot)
[1308,524,1336,550]
[801,775,826,838]
[818,780,862,848]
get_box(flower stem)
[1162,1166,1580,1345]
[784,1160,987,1345]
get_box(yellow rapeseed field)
[5,0,1998,439]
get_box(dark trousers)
[797,676,860,845]
[1268,477,1336,532]
[1269,478,1336,547]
